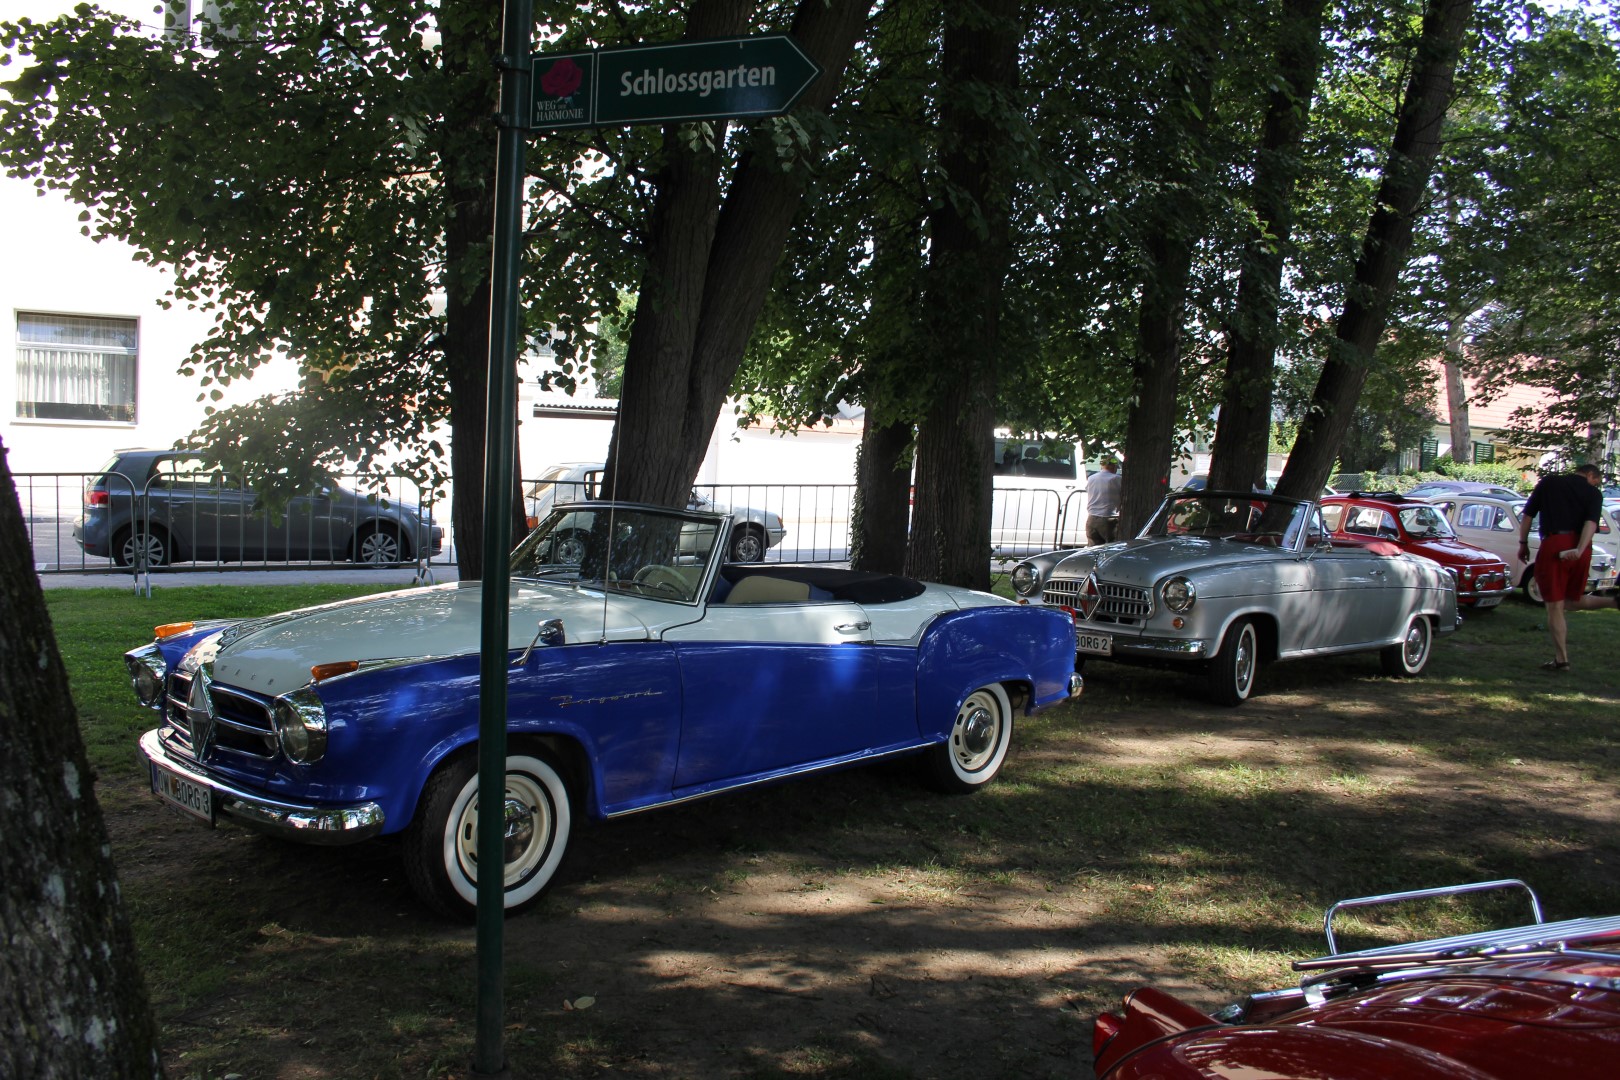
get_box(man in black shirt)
[1517,463,1614,670]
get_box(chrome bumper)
[138,729,385,845]
[1103,636,1211,660]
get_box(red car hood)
[1402,536,1507,569]
[1099,957,1620,1079]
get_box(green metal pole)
[474,1,532,1075]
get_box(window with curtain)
[15,312,138,422]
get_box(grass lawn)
[45,582,1620,1079]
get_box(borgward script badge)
[1078,574,1102,621]
[186,666,218,761]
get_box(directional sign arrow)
[531,34,822,130]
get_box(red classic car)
[1093,880,1620,1079]
[1320,492,1511,609]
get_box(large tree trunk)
[0,437,164,1079]
[1276,0,1474,498]
[1443,315,1472,458]
[904,0,1024,589]
[439,3,521,581]
[603,0,874,508]
[1119,13,1218,535]
[1207,0,1329,493]
[850,416,913,574]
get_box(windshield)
[508,504,722,604]
[1143,493,1312,548]
[1399,504,1455,538]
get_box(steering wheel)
[630,564,687,598]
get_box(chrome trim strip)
[138,729,383,845]
[1112,636,1210,658]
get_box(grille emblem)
[1078,574,1102,621]
[185,666,218,761]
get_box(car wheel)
[403,751,573,920]
[553,529,586,566]
[1520,567,1545,606]
[1208,617,1260,706]
[1380,613,1432,677]
[728,525,766,563]
[113,527,172,568]
[354,525,405,565]
[924,684,1013,793]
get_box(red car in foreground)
[1320,492,1511,609]
[1094,880,1620,1079]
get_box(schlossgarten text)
[620,63,777,99]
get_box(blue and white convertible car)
[129,502,1079,917]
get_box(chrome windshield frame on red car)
[1093,879,1620,1080]
[1009,490,1459,705]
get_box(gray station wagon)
[74,449,443,568]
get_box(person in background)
[1518,462,1616,671]
[1086,457,1122,546]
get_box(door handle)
[835,621,871,633]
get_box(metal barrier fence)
[21,470,1086,580]
[20,470,445,582]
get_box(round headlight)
[273,691,328,764]
[125,645,168,707]
[1162,576,1197,613]
[1011,562,1038,597]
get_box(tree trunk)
[603,0,875,508]
[904,0,1023,589]
[1444,315,1472,459]
[1276,0,1474,499]
[850,416,913,574]
[1207,0,1328,493]
[439,3,514,581]
[0,437,164,1079]
[1119,14,1218,535]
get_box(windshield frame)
[1141,491,1316,553]
[508,501,729,605]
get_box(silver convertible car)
[1010,491,1459,705]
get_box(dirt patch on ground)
[102,643,1620,1080]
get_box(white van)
[991,435,1086,556]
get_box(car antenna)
[598,428,625,645]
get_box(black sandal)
[1540,659,1571,671]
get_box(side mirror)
[514,618,566,666]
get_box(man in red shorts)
[1517,463,1614,671]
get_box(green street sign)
[531,35,822,130]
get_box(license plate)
[152,762,214,826]
[1077,632,1113,656]
[1475,595,1503,608]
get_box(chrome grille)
[163,671,278,761]
[1042,576,1153,625]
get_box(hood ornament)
[185,664,218,761]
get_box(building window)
[15,312,137,423]
[1472,440,1495,465]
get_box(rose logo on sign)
[540,57,583,101]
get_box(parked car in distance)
[128,500,1080,917]
[1093,879,1620,1080]
[1320,491,1510,609]
[990,435,1088,555]
[1404,479,1524,500]
[1421,491,1619,602]
[1010,490,1458,705]
[526,461,786,562]
[74,449,442,568]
